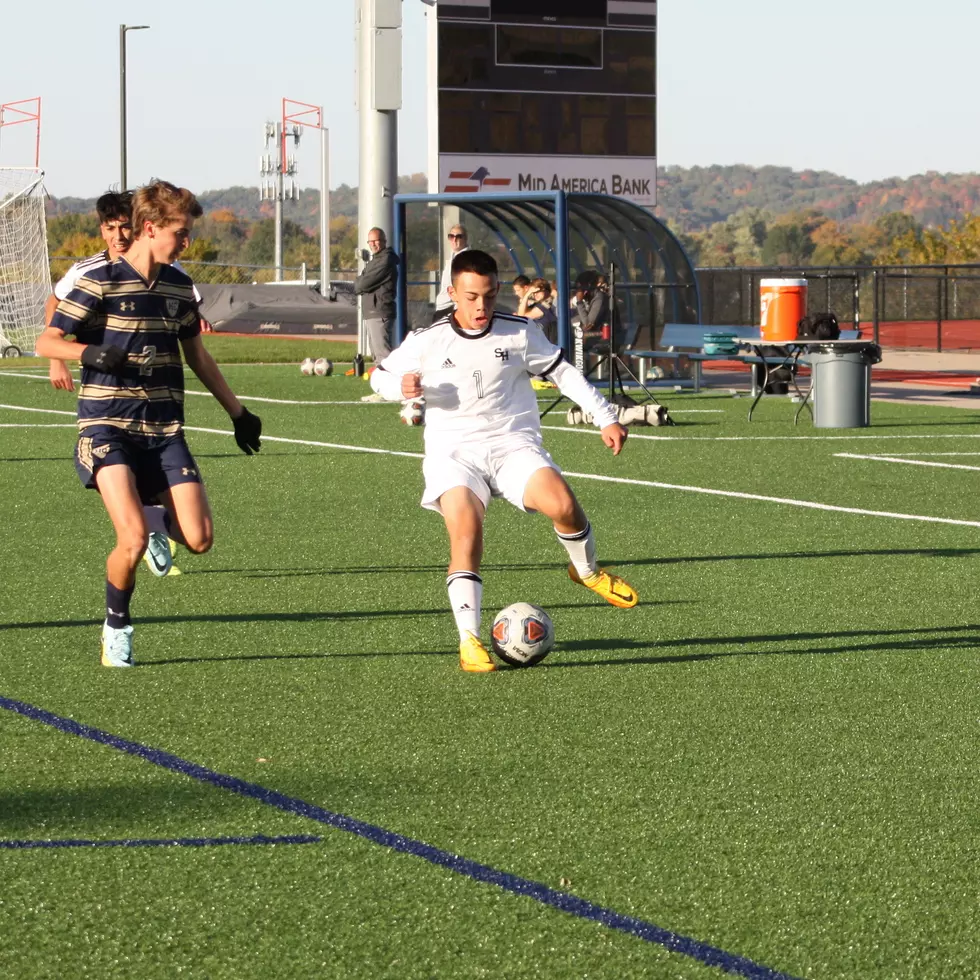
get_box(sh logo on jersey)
[494,348,510,361]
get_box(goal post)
[0,168,51,356]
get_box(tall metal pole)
[356,0,400,355]
[119,25,127,191]
[119,25,149,192]
[274,122,283,282]
[320,126,330,297]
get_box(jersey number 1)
[473,370,485,399]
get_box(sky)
[1,0,977,199]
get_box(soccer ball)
[314,357,333,376]
[399,399,425,426]
[300,357,314,376]
[491,602,554,667]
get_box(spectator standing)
[354,227,398,361]
[432,223,469,322]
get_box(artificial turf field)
[2,347,980,979]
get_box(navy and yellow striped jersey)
[49,257,201,439]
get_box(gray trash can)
[808,344,880,428]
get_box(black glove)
[233,406,262,455]
[81,344,128,374]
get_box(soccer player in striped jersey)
[46,190,212,395]
[370,249,638,673]
[35,181,262,667]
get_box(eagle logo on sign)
[166,298,180,317]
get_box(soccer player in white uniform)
[370,249,638,673]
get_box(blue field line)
[0,694,801,980]
[0,833,321,850]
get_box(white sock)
[447,571,482,641]
[556,522,596,579]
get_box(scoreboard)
[435,0,656,206]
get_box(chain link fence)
[48,254,980,351]
[696,264,980,351]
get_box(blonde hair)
[131,180,203,238]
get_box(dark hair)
[513,274,531,288]
[451,248,498,284]
[576,270,599,291]
[96,190,133,225]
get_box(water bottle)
[353,353,365,378]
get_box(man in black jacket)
[354,227,398,361]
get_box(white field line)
[0,423,76,428]
[844,452,980,457]
[0,371,727,412]
[542,424,980,443]
[3,402,979,528]
[0,371,388,407]
[835,452,980,473]
[0,403,78,416]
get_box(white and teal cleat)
[101,622,135,667]
[143,531,179,577]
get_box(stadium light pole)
[119,24,149,192]
[282,99,330,295]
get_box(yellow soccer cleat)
[459,632,496,673]
[567,564,639,609]
[166,537,182,575]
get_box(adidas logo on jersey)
[442,358,456,369]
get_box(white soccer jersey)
[374,312,618,453]
[54,251,109,299]
[54,253,202,303]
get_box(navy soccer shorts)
[75,427,203,504]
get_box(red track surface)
[864,320,980,350]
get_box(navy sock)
[106,581,134,629]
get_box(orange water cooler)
[760,278,807,341]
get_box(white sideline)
[835,452,980,473]
[3,401,980,528]
[542,425,980,443]
[0,370,387,407]
[0,371,722,412]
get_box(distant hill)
[47,174,429,232]
[46,167,980,233]
[655,165,980,232]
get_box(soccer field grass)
[2,362,980,979]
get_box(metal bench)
[626,324,859,394]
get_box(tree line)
[675,208,980,268]
[45,164,980,274]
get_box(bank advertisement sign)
[439,154,657,207]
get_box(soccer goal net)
[0,168,51,356]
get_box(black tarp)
[198,284,357,337]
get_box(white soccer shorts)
[421,440,560,515]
